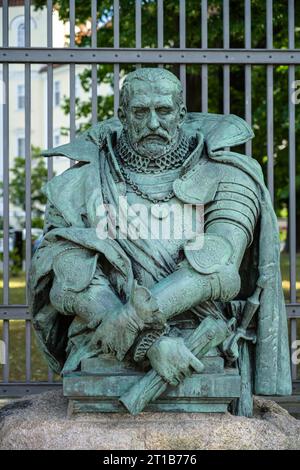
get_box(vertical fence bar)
[201,0,208,113]
[223,0,230,114]
[2,0,8,48]
[135,0,142,48]
[24,2,31,273]
[24,0,32,383]
[114,0,120,117]
[245,0,252,156]
[288,0,297,381]
[47,0,54,382]
[25,0,31,47]
[47,0,53,180]
[135,0,142,70]
[179,0,186,103]
[2,0,9,382]
[2,0,9,307]
[69,0,75,48]
[25,0,31,293]
[69,0,76,156]
[157,0,164,68]
[91,0,98,125]
[266,0,274,202]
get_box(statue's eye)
[157,107,172,115]
[134,108,147,118]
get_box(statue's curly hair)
[119,68,184,110]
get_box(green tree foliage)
[33,0,300,247]
[9,146,49,228]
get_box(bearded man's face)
[119,79,186,159]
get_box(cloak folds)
[29,113,292,396]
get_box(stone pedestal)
[1,390,300,450]
[64,356,241,414]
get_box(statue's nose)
[148,111,160,131]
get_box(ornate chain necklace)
[119,166,175,204]
[115,131,194,204]
[115,131,192,174]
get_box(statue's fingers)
[164,371,179,387]
[181,367,192,378]
[173,371,183,384]
[169,377,180,386]
[178,371,187,381]
[189,355,205,373]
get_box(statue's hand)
[146,336,204,386]
[90,303,136,360]
[90,285,164,361]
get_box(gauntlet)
[90,282,165,360]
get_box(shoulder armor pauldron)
[173,159,222,205]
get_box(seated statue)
[29,68,291,416]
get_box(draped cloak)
[28,112,292,396]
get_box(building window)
[17,84,25,110]
[54,130,60,147]
[17,137,25,157]
[54,81,60,106]
[17,23,25,47]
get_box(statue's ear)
[179,103,187,126]
[118,106,126,126]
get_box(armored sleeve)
[49,262,122,329]
[204,179,260,247]
[43,203,123,329]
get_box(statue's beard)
[129,130,180,160]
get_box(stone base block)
[1,390,300,450]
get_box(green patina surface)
[29,68,292,416]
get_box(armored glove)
[147,336,204,386]
[90,282,165,360]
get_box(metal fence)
[0,0,299,397]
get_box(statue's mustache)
[138,131,170,143]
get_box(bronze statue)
[29,68,291,415]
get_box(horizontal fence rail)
[1,48,300,64]
[0,0,299,401]
[0,304,299,321]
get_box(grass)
[0,274,59,382]
[0,253,299,382]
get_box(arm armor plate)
[204,181,260,246]
[184,234,241,302]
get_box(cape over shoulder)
[41,117,122,163]
[42,161,101,227]
[40,112,253,163]
[182,112,254,150]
